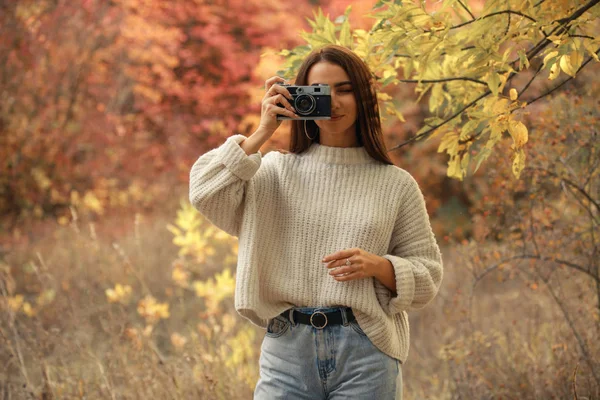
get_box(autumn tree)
[278,0,600,179]
[0,0,333,231]
[444,84,600,398]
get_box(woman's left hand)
[322,248,386,282]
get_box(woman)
[189,45,443,399]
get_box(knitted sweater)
[189,134,443,362]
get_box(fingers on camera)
[268,103,297,119]
[276,94,293,111]
[270,85,292,101]
[265,76,287,91]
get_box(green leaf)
[372,0,386,9]
[460,152,470,171]
[339,19,352,47]
[324,20,337,43]
[380,75,397,86]
[473,147,491,173]
[487,72,501,96]
[517,49,530,70]
[460,119,480,141]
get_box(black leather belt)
[279,308,355,329]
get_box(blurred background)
[1,0,599,399]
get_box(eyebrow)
[311,81,352,87]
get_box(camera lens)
[295,94,316,115]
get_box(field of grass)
[1,198,598,399]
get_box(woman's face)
[306,61,358,142]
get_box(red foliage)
[0,0,337,227]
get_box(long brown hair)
[288,45,393,165]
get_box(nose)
[330,92,341,111]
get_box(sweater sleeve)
[376,172,443,315]
[189,134,262,237]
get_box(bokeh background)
[1,0,599,399]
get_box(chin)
[318,121,353,135]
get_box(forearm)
[240,128,271,156]
[374,257,397,296]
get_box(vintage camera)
[276,84,331,120]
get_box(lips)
[330,115,344,121]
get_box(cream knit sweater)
[189,134,443,362]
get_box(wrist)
[373,256,390,280]
[253,126,273,138]
[375,256,398,295]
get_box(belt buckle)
[310,311,328,329]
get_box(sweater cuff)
[379,254,415,315]
[218,134,262,181]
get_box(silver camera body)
[276,84,332,120]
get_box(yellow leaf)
[548,63,560,80]
[438,131,459,155]
[339,19,352,47]
[569,49,584,72]
[393,108,406,122]
[7,295,24,312]
[31,168,51,190]
[377,92,392,101]
[429,84,444,113]
[83,191,104,215]
[583,40,599,62]
[487,72,501,96]
[412,14,431,27]
[547,35,564,45]
[447,156,464,181]
[171,332,188,350]
[559,54,576,77]
[22,302,35,317]
[512,148,526,179]
[508,120,528,148]
[543,51,559,66]
[491,98,510,115]
[58,216,70,226]
[509,88,518,101]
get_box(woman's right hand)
[257,76,299,136]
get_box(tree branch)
[584,144,600,188]
[544,277,600,387]
[555,0,600,26]
[563,179,600,215]
[509,0,599,70]
[527,166,600,217]
[517,59,545,98]
[504,11,511,37]
[474,254,599,286]
[529,200,541,256]
[388,0,600,150]
[448,10,537,31]
[569,34,595,39]
[398,77,486,85]
[527,47,600,105]
[573,363,580,400]
[393,45,477,59]
[456,0,476,20]
[388,90,490,151]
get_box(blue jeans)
[254,306,403,400]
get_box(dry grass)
[1,205,257,399]
[1,200,599,399]
[405,243,600,400]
